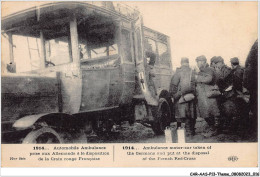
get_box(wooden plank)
[39,31,46,69]
[1,76,58,95]
[120,82,135,104]
[108,68,123,106]
[7,33,14,63]
[80,70,110,111]
[69,15,79,64]
[56,72,62,112]
[2,96,58,123]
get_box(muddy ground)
[70,118,257,144]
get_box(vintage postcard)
[1,1,258,170]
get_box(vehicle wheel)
[152,98,171,135]
[22,127,63,144]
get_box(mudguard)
[12,113,74,130]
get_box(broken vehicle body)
[1,2,173,143]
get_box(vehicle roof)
[2,2,139,32]
[2,2,170,41]
[143,26,169,42]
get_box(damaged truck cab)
[2,2,173,143]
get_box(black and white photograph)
[1,1,258,170]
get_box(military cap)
[211,56,224,64]
[196,55,207,62]
[210,56,217,66]
[146,51,156,65]
[230,57,239,64]
[181,57,189,64]
[215,56,224,63]
[210,56,217,63]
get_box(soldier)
[230,57,244,92]
[195,55,221,135]
[212,56,232,93]
[212,56,248,133]
[146,51,157,97]
[169,57,196,137]
[144,38,158,97]
[228,57,250,133]
[210,56,217,68]
[210,56,235,131]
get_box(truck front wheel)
[22,127,63,144]
[152,98,171,135]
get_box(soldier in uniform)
[195,55,221,135]
[169,57,196,137]
[145,38,157,97]
[212,56,248,133]
[212,56,232,93]
[211,56,235,131]
[210,56,217,68]
[146,50,157,97]
[230,57,244,92]
[229,57,250,132]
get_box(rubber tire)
[152,98,171,135]
[22,127,63,144]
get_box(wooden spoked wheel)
[22,127,63,144]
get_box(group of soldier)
[169,53,253,138]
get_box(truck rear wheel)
[152,98,171,135]
[22,127,63,144]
